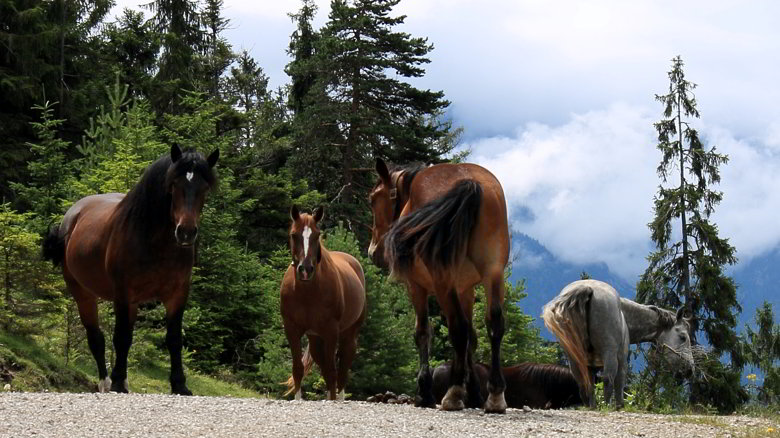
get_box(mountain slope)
[508,233,635,335]
[509,232,779,336]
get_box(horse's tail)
[41,224,65,267]
[283,343,315,396]
[541,285,593,397]
[384,179,482,279]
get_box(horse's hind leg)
[321,333,339,400]
[465,324,484,409]
[109,301,138,393]
[602,353,619,408]
[614,361,627,410]
[483,270,507,414]
[73,295,109,392]
[409,284,435,408]
[164,298,192,395]
[440,288,471,411]
[459,287,483,409]
[336,314,364,401]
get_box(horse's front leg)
[284,325,305,400]
[164,297,192,395]
[110,301,138,393]
[483,271,507,413]
[409,284,435,408]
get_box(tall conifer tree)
[144,0,203,114]
[287,0,456,236]
[637,56,744,411]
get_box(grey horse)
[541,279,694,409]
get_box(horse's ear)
[313,206,325,223]
[676,306,686,322]
[171,143,183,163]
[290,205,300,222]
[375,158,391,186]
[207,149,219,168]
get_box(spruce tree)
[286,0,456,237]
[742,302,780,404]
[10,102,74,233]
[0,0,112,202]
[99,9,161,100]
[224,51,271,149]
[144,0,203,114]
[286,0,320,115]
[200,0,234,99]
[637,56,743,411]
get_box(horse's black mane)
[115,149,216,237]
[395,163,425,196]
[372,162,426,192]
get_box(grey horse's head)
[653,307,695,374]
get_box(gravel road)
[0,392,776,437]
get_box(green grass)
[671,416,728,428]
[0,330,262,398]
[673,416,779,438]
[0,330,92,392]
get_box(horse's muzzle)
[297,264,315,281]
[368,242,388,269]
[175,225,198,247]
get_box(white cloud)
[470,103,780,281]
[709,128,780,263]
[105,0,780,275]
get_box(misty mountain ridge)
[509,233,779,334]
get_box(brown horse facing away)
[432,362,582,409]
[368,159,511,413]
[42,145,219,394]
[281,206,366,400]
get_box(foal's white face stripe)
[302,226,312,258]
[186,171,194,182]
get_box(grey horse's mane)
[650,306,676,329]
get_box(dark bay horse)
[369,159,510,413]
[542,279,694,409]
[42,145,219,394]
[281,206,366,400]
[432,361,582,409]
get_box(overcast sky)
[115,0,780,282]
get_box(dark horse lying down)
[432,362,581,409]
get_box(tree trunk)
[59,0,66,118]
[677,81,697,345]
[3,251,11,331]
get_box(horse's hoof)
[109,379,129,393]
[484,392,507,414]
[294,388,303,401]
[414,395,436,408]
[172,385,192,396]
[97,377,112,393]
[441,385,466,411]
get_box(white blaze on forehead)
[302,226,312,257]
[186,171,194,182]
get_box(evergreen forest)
[1,0,778,415]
